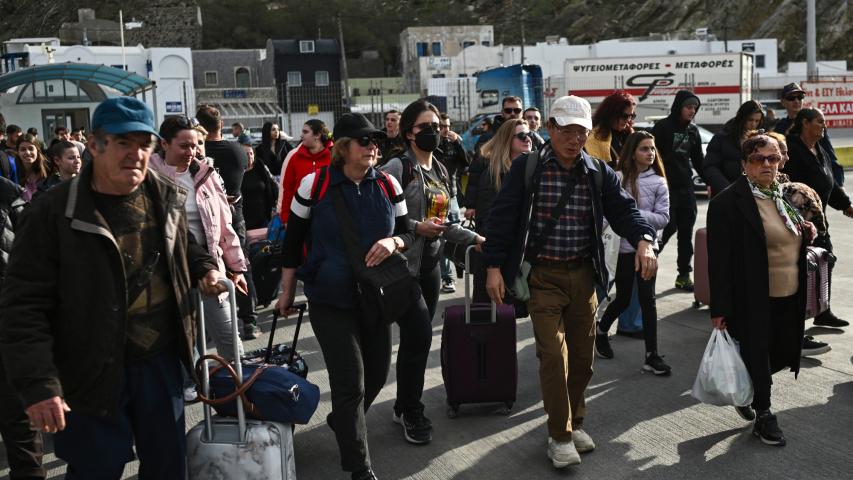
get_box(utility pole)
[119,10,126,70]
[806,0,817,79]
[337,13,352,111]
[520,9,526,65]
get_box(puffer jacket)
[0,177,24,284]
[149,153,246,275]
[615,169,670,253]
[279,140,332,223]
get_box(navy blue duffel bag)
[198,355,320,425]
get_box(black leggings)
[393,264,437,416]
[599,252,659,353]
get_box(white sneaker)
[547,437,581,468]
[572,429,595,453]
[183,386,198,402]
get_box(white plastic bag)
[691,328,754,406]
[601,225,621,286]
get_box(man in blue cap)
[0,96,224,478]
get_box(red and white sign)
[564,53,754,125]
[802,81,853,128]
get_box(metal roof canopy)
[0,62,154,95]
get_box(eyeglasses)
[413,122,439,132]
[550,122,589,140]
[784,94,804,102]
[503,108,522,115]
[176,116,200,129]
[514,132,531,141]
[356,136,379,147]
[620,112,638,120]
[747,153,782,165]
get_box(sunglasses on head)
[747,153,782,165]
[514,132,531,141]
[503,107,522,114]
[175,116,200,130]
[413,122,439,132]
[620,112,638,120]
[784,94,804,101]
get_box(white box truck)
[563,52,754,126]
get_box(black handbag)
[331,185,416,325]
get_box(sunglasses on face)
[514,132,531,141]
[413,122,439,132]
[747,153,782,165]
[503,108,522,114]
[620,112,638,120]
[356,136,379,147]
[784,94,804,101]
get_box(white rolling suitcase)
[186,278,297,479]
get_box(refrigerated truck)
[564,52,754,126]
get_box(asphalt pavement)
[3,176,853,480]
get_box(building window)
[315,71,329,86]
[431,42,441,56]
[204,71,218,86]
[299,40,315,53]
[462,41,475,49]
[416,42,428,57]
[755,54,766,68]
[235,67,250,88]
[481,40,491,47]
[287,71,302,87]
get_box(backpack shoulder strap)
[593,157,604,194]
[523,149,540,193]
[399,153,415,189]
[309,166,331,205]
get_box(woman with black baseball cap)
[277,113,422,480]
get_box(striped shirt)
[527,149,593,261]
[290,171,408,220]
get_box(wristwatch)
[642,233,654,243]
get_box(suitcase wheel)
[447,405,460,419]
[692,300,702,309]
[499,402,513,415]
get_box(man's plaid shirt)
[526,147,594,262]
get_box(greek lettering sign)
[428,57,451,70]
[802,81,853,128]
[565,53,753,125]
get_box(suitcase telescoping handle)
[264,303,307,364]
[464,244,497,325]
[197,278,246,443]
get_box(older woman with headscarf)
[708,134,816,447]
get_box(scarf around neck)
[748,179,802,236]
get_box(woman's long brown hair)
[617,130,666,199]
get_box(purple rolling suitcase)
[441,245,517,418]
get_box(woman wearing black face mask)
[379,100,483,445]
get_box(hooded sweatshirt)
[279,140,332,223]
[650,90,705,191]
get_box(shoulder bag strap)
[525,172,578,263]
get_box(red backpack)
[309,166,397,205]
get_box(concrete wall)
[192,49,273,89]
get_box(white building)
[0,39,193,136]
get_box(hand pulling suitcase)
[441,245,517,418]
[186,278,297,479]
[805,246,831,319]
[693,228,711,308]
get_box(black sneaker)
[642,353,672,376]
[393,409,432,444]
[242,323,261,340]
[352,467,378,480]
[735,406,756,421]
[753,411,786,446]
[594,333,613,359]
[813,310,850,328]
[802,336,831,357]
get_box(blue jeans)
[53,350,186,480]
[439,197,461,283]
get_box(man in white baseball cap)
[482,95,657,469]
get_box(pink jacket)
[149,153,247,274]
